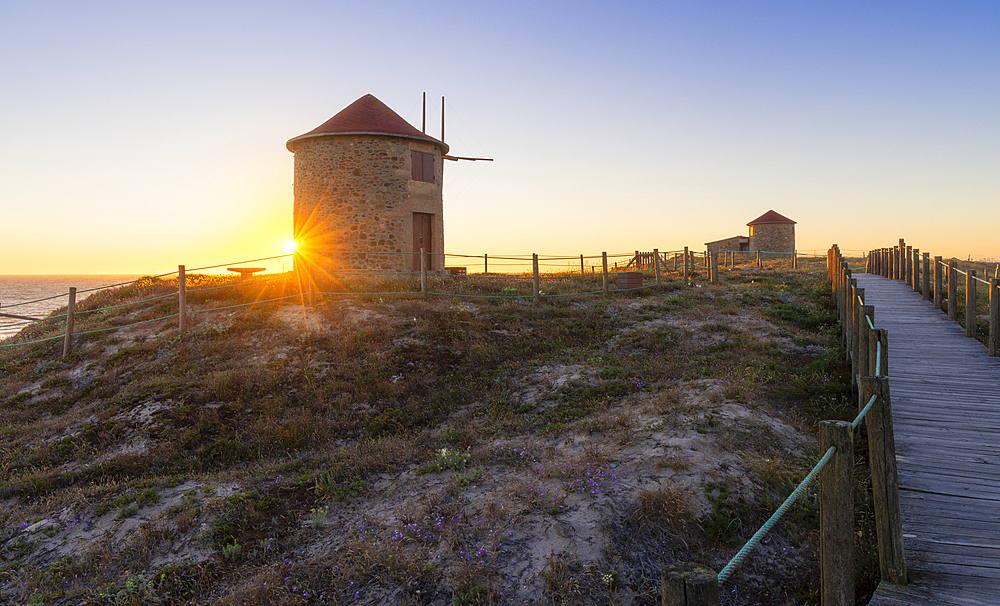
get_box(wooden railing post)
[858,306,874,409]
[868,328,888,377]
[922,252,931,301]
[934,256,943,310]
[792,249,797,270]
[580,254,584,275]
[846,277,857,358]
[653,248,661,286]
[602,252,609,294]
[62,287,76,358]
[862,376,908,585]
[484,253,488,274]
[662,563,719,606]
[684,247,690,284]
[178,265,186,334]
[897,239,905,280]
[948,260,958,321]
[819,420,854,606]
[912,248,920,293]
[966,269,977,337]
[828,246,835,279]
[532,253,540,304]
[908,246,915,287]
[990,278,999,357]
[420,248,428,296]
[711,252,718,283]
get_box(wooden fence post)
[532,253,540,303]
[966,269,977,337]
[580,254,584,275]
[912,249,920,293]
[420,248,428,297]
[62,287,76,358]
[922,252,930,301]
[828,246,835,279]
[858,305,874,408]
[868,328,888,376]
[862,376,908,585]
[178,265,186,334]
[484,253,488,274]
[846,278,857,358]
[711,252,718,283]
[934,256,943,310]
[990,278,999,357]
[653,248,661,286]
[755,249,761,268]
[906,246,913,287]
[662,563,719,606]
[852,287,864,379]
[819,420,854,606]
[602,252,609,294]
[948,260,958,321]
[897,239,905,280]
[684,247,690,284]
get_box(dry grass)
[0,259,875,605]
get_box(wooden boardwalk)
[856,274,1000,605]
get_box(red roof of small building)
[286,94,448,153]
[747,210,796,225]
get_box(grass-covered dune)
[0,261,877,605]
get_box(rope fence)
[667,245,905,606]
[2,246,822,359]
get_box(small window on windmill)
[411,151,435,183]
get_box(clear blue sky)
[1,1,997,273]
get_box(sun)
[283,239,298,254]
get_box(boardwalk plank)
[858,273,1000,605]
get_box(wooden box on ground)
[616,271,642,290]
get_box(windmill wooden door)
[412,212,433,270]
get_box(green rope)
[73,313,181,337]
[188,293,304,313]
[0,333,64,348]
[853,394,877,430]
[717,445,836,584]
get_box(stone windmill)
[286,93,489,278]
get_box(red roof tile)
[286,94,448,153]
[747,210,796,225]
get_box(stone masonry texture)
[292,135,444,276]
[749,223,795,253]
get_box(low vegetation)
[0,258,878,605]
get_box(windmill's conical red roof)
[286,94,448,153]
[748,210,796,225]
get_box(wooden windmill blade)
[442,155,493,162]
[423,93,493,162]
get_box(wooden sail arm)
[442,155,493,162]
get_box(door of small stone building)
[412,212,433,270]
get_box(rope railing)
[672,244,906,605]
[866,239,999,356]
[718,445,838,584]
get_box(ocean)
[0,276,141,341]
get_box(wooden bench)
[227,267,266,281]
